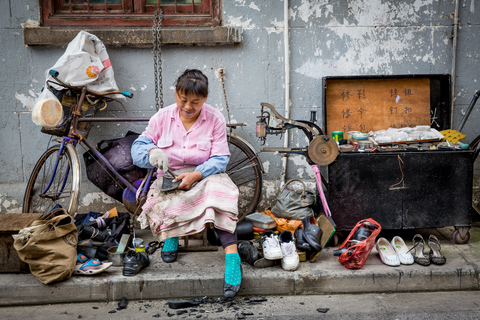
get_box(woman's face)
[175,90,207,121]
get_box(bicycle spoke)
[227,135,262,220]
[226,163,256,175]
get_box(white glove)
[149,149,169,172]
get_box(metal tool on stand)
[256,102,338,247]
[256,102,338,167]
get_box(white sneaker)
[376,237,400,266]
[279,231,299,271]
[391,236,414,265]
[261,230,283,260]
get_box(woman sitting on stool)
[131,69,241,298]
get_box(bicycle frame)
[42,138,77,198]
[30,70,263,219]
[44,77,154,213]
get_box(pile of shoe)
[375,236,413,266]
[376,234,446,267]
[260,230,299,271]
[237,230,299,271]
[75,210,131,261]
[237,214,326,271]
[410,234,446,266]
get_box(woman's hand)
[175,171,202,190]
[149,148,169,172]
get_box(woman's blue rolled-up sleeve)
[132,135,156,169]
[195,155,230,179]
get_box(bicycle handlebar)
[49,69,134,99]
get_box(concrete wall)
[1,0,479,214]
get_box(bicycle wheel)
[470,135,480,215]
[23,143,81,216]
[226,134,263,221]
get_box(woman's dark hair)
[174,69,209,98]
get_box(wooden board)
[0,213,42,232]
[325,78,431,136]
[0,213,42,273]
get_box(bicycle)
[23,70,263,222]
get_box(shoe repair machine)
[255,102,338,246]
[256,102,339,167]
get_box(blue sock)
[224,253,241,286]
[163,237,179,252]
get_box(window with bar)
[41,0,221,27]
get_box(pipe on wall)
[451,0,459,126]
[281,0,290,185]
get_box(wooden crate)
[0,213,42,273]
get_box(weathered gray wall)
[1,0,479,214]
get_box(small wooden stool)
[177,228,218,252]
[0,213,42,273]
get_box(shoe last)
[301,215,322,252]
[376,237,400,267]
[391,236,414,265]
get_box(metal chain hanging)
[219,69,232,129]
[153,9,164,110]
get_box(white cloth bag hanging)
[46,30,121,94]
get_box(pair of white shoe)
[376,236,414,266]
[261,230,299,271]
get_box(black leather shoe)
[253,257,278,268]
[77,224,110,242]
[294,227,312,252]
[302,215,322,252]
[238,241,258,266]
[123,250,150,276]
[223,266,242,298]
[161,250,178,263]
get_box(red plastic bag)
[337,218,381,269]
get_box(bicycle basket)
[39,87,71,136]
[40,88,96,138]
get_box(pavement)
[1,221,480,307]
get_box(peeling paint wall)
[2,0,480,214]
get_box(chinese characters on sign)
[325,78,431,136]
